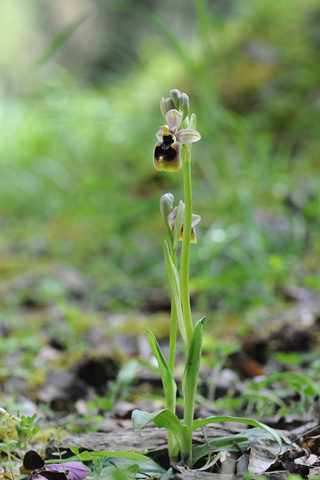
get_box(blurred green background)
[1,0,319,331]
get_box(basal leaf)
[192,416,282,452]
[132,409,190,458]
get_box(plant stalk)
[181,144,194,350]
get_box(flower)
[153,109,201,172]
[24,450,90,480]
[29,462,90,480]
[168,202,201,243]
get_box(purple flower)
[29,462,90,480]
[154,109,201,172]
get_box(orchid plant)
[132,90,282,471]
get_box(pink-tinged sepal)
[165,109,182,131]
[175,129,201,144]
[168,203,201,243]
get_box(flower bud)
[160,193,174,224]
[164,97,175,114]
[179,93,189,121]
[169,89,181,109]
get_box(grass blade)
[32,9,92,69]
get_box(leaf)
[108,458,163,476]
[161,468,174,480]
[256,371,320,396]
[132,409,190,459]
[192,427,273,465]
[182,316,205,404]
[97,456,165,479]
[104,457,164,478]
[75,451,151,462]
[192,416,282,452]
[73,452,165,480]
[147,329,176,411]
[32,9,92,69]
[164,240,186,344]
[247,435,281,476]
[244,388,286,408]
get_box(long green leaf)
[164,240,186,344]
[132,409,190,458]
[147,329,176,411]
[74,450,151,462]
[182,316,205,401]
[192,427,274,465]
[192,416,282,452]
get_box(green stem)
[183,406,193,466]
[167,393,178,462]
[181,143,197,466]
[181,145,194,350]
[167,434,177,463]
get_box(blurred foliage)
[0,0,319,323]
